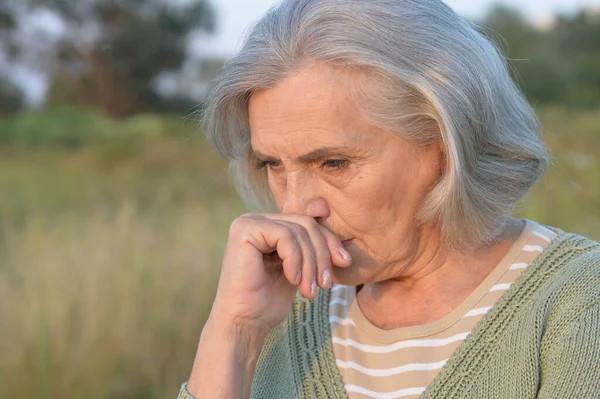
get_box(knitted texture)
[178,231,600,398]
[249,231,600,399]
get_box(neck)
[357,217,526,329]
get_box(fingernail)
[295,271,302,285]
[310,280,318,298]
[339,247,351,261]
[322,269,331,288]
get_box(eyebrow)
[252,146,351,164]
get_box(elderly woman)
[178,0,600,398]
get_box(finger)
[299,222,333,290]
[236,216,303,287]
[317,224,353,268]
[272,220,318,299]
[261,213,351,277]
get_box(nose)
[280,175,330,219]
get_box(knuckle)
[279,221,305,240]
[294,214,318,229]
[291,223,308,237]
[279,225,296,241]
[229,216,247,236]
[229,213,260,237]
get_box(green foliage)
[0,6,15,30]
[0,74,24,115]
[0,107,199,149]
[480,6,600,108]
[6,0,215,118]
[0,107,116,148]
[516,106,600,240]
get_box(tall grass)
[0,202,239,398]
[0,106,598,398]
[0,110,245,398]
[516,106,600,239]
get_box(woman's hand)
[210,213,352,333]
[186,213,352,398]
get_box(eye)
[256,160,281,170]
[320,159,349,170]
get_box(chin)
[332,242,377,286]
[331,262,371,286]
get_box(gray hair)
[201,0,549,250]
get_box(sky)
[202,0,600,57]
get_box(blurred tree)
[0,4,16,31]
[0,74,24,115]
[553,10,600,108]
[0,5,23,115]
[480,5,600,108]
[480,5,569,105]
[3,0,215,118]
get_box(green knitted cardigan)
[180,231,600,398]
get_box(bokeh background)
[0,0,599,397]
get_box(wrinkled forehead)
[248,64,378,153]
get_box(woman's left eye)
[320,159,349,169]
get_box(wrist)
[186,315,267,397]
[207,304,272,340]
[204,315,268,356]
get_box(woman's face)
[248,63,443,286]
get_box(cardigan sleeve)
[537,303,600,398]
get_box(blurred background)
[0,0,598,397]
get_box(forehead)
[248,64,374,150]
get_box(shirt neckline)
[345,219,535,343]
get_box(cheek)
[350,168,404,210]
[267,173,287,205]
[331,183,390,236]
[337,168,419,239]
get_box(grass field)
[0,106,598,398]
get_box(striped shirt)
[329,220,558,399]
